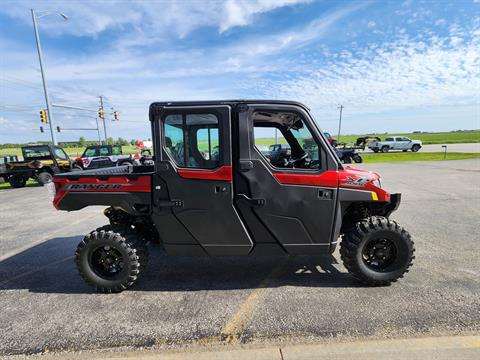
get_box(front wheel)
[340,217,415,286]
[381,146,389,153]
[75,225,148,293]
[343,155,352,164]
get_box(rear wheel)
[340,216,415,286]
[381,146,389,153]
[75,225,148,293]
[411,144,420,152]
[118,161,133,167]
[9,175,26,188]
[37,171,53,185]
[353,154,363,163]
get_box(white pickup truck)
[368,136,422,153]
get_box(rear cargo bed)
[53,165,153,213]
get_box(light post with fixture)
[31,9,68,145]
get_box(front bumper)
[378,193,401,217]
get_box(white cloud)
[242,26,480,120]
[1,0,311,37]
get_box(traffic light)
[56,126,61,132]
[98,108,105,119]
[40,126,44,133]
[113,111,119,120]
[40,109,48,123]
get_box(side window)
[163,113,221,169]
[253,111,321,170]
[84,148,97,157]
[196,128,219,161]
[99,146,110,156]
[253,127,288,158]
[53,147,68,160]
[112,146,122,155]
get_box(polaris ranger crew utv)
[52,100,414,293]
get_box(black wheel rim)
[89,245,125,279]
[362,238,397,271]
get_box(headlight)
[372,178,382,188]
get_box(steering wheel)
[285,152,308,167]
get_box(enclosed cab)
[6,145,71,187]
[53,100,414,293]
[74,145,141,170]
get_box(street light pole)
[31,9,56,145]
[31,9,68,145]
[337,104,344,143]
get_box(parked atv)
[52,100,415,293]
[5,145,72,187]
[336,147,363,164]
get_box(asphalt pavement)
[0,158,479,357]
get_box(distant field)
[336,130,480,145]
[256,130,480,147]
[362,152,480,163]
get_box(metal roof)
[150,99,310,111]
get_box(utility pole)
[52,103,102,144]
[337,104,344,142]
[99,96,107,144]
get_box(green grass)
[361,152,480,163]
[0,145,140,158]
[0,179,37,190]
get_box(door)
[152,106,253,256]
[52,146,71,170]
[235,104,339,255]
[394,137,406,150]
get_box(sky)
[0,0,479,144]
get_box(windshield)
[22,146,51,159]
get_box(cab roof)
[149,100,310,117]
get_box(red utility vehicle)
[52,100,414,293]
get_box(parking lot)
[0,159,479,356]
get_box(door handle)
[236,194,266,206]
[215,185,229,193]
[318,189,333,200]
